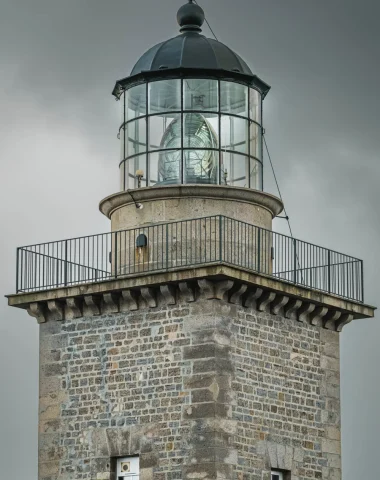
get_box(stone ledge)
[6,264,375,330]
[99,184,284,219]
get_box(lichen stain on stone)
[187,473,208,479]
[209,379,220,401]
[166,442,174,451]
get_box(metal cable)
[193,0,219,40]
[263,134,294,238]
[263,134,305,283]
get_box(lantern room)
[113,0,270,191]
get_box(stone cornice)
[99,185,284,219]
[7,264,375,330]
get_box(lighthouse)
[7,2,375,480]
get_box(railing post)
[219,216,223,262]
[20,248,24,293]
[114,232,118,279]
[361,260,364,303]
[16,248,19,293]
[166,223,169,270]
[327,249,331,293]
[257,228,261,273]
[64,240,68,287]
[56,244,60,288]
[293,239,297,284]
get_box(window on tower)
[116,456,139,480]
[271,472,283,480]
[271,470,291,480]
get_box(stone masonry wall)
[38,286,341,480]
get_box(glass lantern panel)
[184,79,218,111]
[120,161,125,191]
[149,114,181,151]
[149,79,181,114]
[125,118,147,158]
[126,154,147,189]
[221,152,249,187]
[249,123,262,159]
[121,91,126,125]
[120,126,125,161]
[121,159,128,190]
[126,83,146,121]
[148,151,160,186]
[249,88,261,124]
[157,149,182,185]
[250,158,262,190]
[183,112,219,149]
[220,81,248,117]
[183,150,219,185]
[221,115,248,154]
[122,158,132,190]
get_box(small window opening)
[136,234,148,247]
[135,234,149,269]
[271,472,283,480]
[117,456,139,480]
[272,470,290,480]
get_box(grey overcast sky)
[0,0,379,477]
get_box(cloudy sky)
[0,0,379,477]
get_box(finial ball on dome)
[177,0,205,32]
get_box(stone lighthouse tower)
[7,2,375,480]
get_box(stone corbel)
[178,282,195,302]
[120,290,139,311]
[214,280,234,301]
[65,298,82,320]
[257,291,276,312]
[244,287,264,309]
[102,293,119,314]
[47,300,64,321]
[336,313,353,332]
[83,295,101,317]
[141,287,157,308]
[270,295,289,315]
[27,302,47,324]
[229,284,248,305]
[297,302,315,323]
[323,310,341,330]
[309,306,328,326]
[198,279,234,301]
[160,285,176,305]
[198,279,215,299]
[284,299,302,319]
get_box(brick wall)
[38,292,341,480]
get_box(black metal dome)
[130,33,253,78]
[130,1,252,77]
[113,1,270,98]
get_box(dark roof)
[130,32,254,78]
[113,1,270,98]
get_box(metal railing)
[15,215,364,303]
